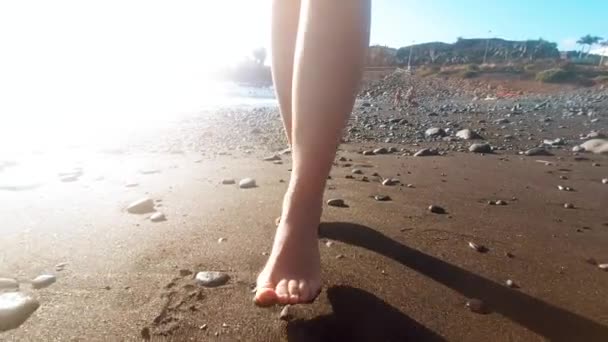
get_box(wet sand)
[1,76,608,341]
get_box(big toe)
[254,286,278,307]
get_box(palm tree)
[577,34,603,58]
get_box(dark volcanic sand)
[1,74,607,341]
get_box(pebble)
[327,198,346,207]
[428,205,446,214]
[263,154,281,161]
[0,292,40,332]
[469,143,492,153]
[351,169,363,175]
[382,178,399,186]
[31,274,56,289]
[465,298,487,314]
[468,242,487,253]
[495,200,507,206]
[374,195,391,201]
[127,197,155,214]
[195,271,230,287]
[279,305,292,321]
[239,178,256,189]
[55,263,67,271]
[373,147,388,154]
[524,147,552,156]
[218,237,227,243]
[456,129,482,140]
[563,203,574,209]
[425,127,446,138]
[362,150,375,156]
[557,185,573,191]
[325,241,334,247]
[150,212,166,222]
[221,179,236,185]
[413,148,438,157]
[602,178,607,184]
[598,264,608,271]
[0,278,18,290]
[505,279,517,288]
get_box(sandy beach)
[1,73,607,341]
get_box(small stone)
[221,179,236,185]
[361,176,369,182]
[406,184,414,188]
[217,237,227,243]
[382,178,399,186]
[469,143,492,154]
[560,175,568,180]
[263,154,281,161]
[55,262,67,271]
[31,274,56,289]
[279,305,292,321]
[413,148,438,157]
[239,178,256,189]
[150,212,166,222]
[362,150,375,156]
[505,252,514,258]
[373,147,388,154]
[428,205,446,214]
[592,163,600,167]
[325,241,334,248]
[0,292,40,332]
[465,298,487,314]
[338,157,347,162]
[598,264,608,271]
[524,147,552,156]
[327,198,346,207]
[345,175,354,179]
[456,129,482,140]
[425,127,446,138]
[371,172,380,177]
[468,242,487,253]
[495,200,507,206]
[505,279,517,288]
[563,203,574,209]
[351,169,363,175]
[200,324,208,330]
[195,271,230,287]
[335,254,345,259]
[487,200,496,205]
[0,278,18,290]
[374,195,391,201]
[127,197,155,214]
[602,178,608,184]
[141,327,151,340]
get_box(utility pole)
[407,40,415,71]
[483,30,492,64]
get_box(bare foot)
[255,195,322,306]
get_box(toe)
[275,279,290,303]
[287,279,300,304]
[298,280,310,302]
[254,286,278,307]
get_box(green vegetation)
[535,68,574,83]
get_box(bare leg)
[255,0,371,306]
[271,0,301,145]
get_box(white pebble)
[150,212,166,222]
[218,237,227,243]
[31,274,56,289]
[127,197,155,214]
[0,292,40,332]
[599,264,608,271]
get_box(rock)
[425,127,446,138]
[382,178,399,186]
[0,292,40,332]
[0,278,18,290]
[576,139,608,154]
[55,263,67,271]
[495,200,507,206]
[469,143,492,153]
[325,241,334,247]
[373,147,388,154]
[127,197,155,214]
[524,147,552,156]
[374,195,391,201]
[602,178,607,184]
[456,129,482,140]
[563,203,574,209]
[362,150,375,156]
[428,205,446,214]
[543,138,565,146]
[468,242,488,253]
[599,264,608,271]
[31,274,56,289]
[217,237,227,243]
[150,212,166,222]
[239,178,256,189]
[327,198,346,207]
[221,179,236,185]
[195,272,230,287]
[263,154,281,161]
[414,148,438,157]
[505,279,518,288]
[351,169,363,175]
[279,305,292,321]
[465,298,487,314]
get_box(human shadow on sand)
[287,285,446,342]
[308,222,608,342]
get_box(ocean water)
[0,81,277,157]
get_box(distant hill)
[368,38,562,66]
